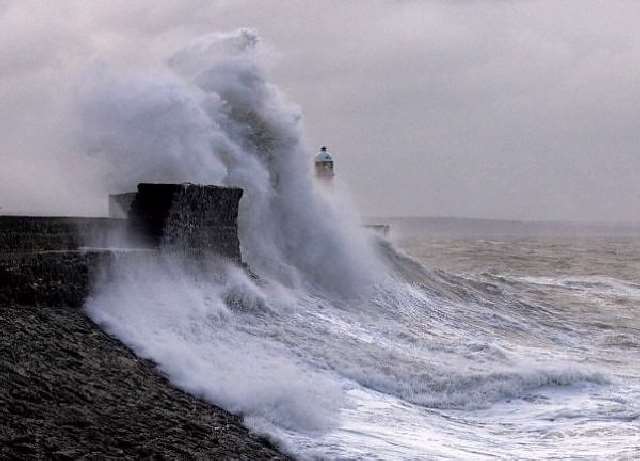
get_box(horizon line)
[364,215,640,227]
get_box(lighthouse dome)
[315,146,333,162]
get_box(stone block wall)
[0,217,128,252]
[0,252,99,308]
[0,183,245,307]
[129,183,244,261]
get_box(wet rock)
[0,304,289,460]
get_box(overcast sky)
[1,0,639,221]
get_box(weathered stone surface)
[129,183,244,262]
[0,217,128,252]
[0,182,246,307]
[1,183,245,262]
[0,184,290,460]
[0,304,289,460]
[0,251,154,308]
[0,252,92,308]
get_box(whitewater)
[82,30,639,459]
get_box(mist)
[1,0,639,222]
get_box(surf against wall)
[83,30,640,460]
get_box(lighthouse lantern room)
[314,146,335,182]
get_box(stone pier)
[0,183,244,307]
[0,183,290,459]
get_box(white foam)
[79,28,384,297]
[89,256,345,434]
[81,29,637,460]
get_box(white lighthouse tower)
[314,146,335,184]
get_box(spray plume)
[80,28,382,295]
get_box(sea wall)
[0,184,290,459]
[129,183,243,260]
[0,183,244,308]
[0,216,127,252]
[0,183,243,256]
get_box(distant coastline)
[364,215,640,238]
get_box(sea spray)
[80,28,383,297]
[82,27,384,447]
[81,29,622,459]
[88,256,345,434]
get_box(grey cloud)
[0,0,638,221]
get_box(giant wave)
[83,30,619,459]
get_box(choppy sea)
[88,217,640,460]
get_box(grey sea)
[382,217,640,459]
[89,214,640,460]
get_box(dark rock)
[0,304,289,460]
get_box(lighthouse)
[314,146,335,183]
[314,145,390,236]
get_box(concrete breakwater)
[0,184,290,459]
[0,183,244,308]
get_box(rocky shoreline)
[0,302,290,460]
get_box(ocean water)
[87,218,640,460]
[79,29,639,460]
[378,218,640,459]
